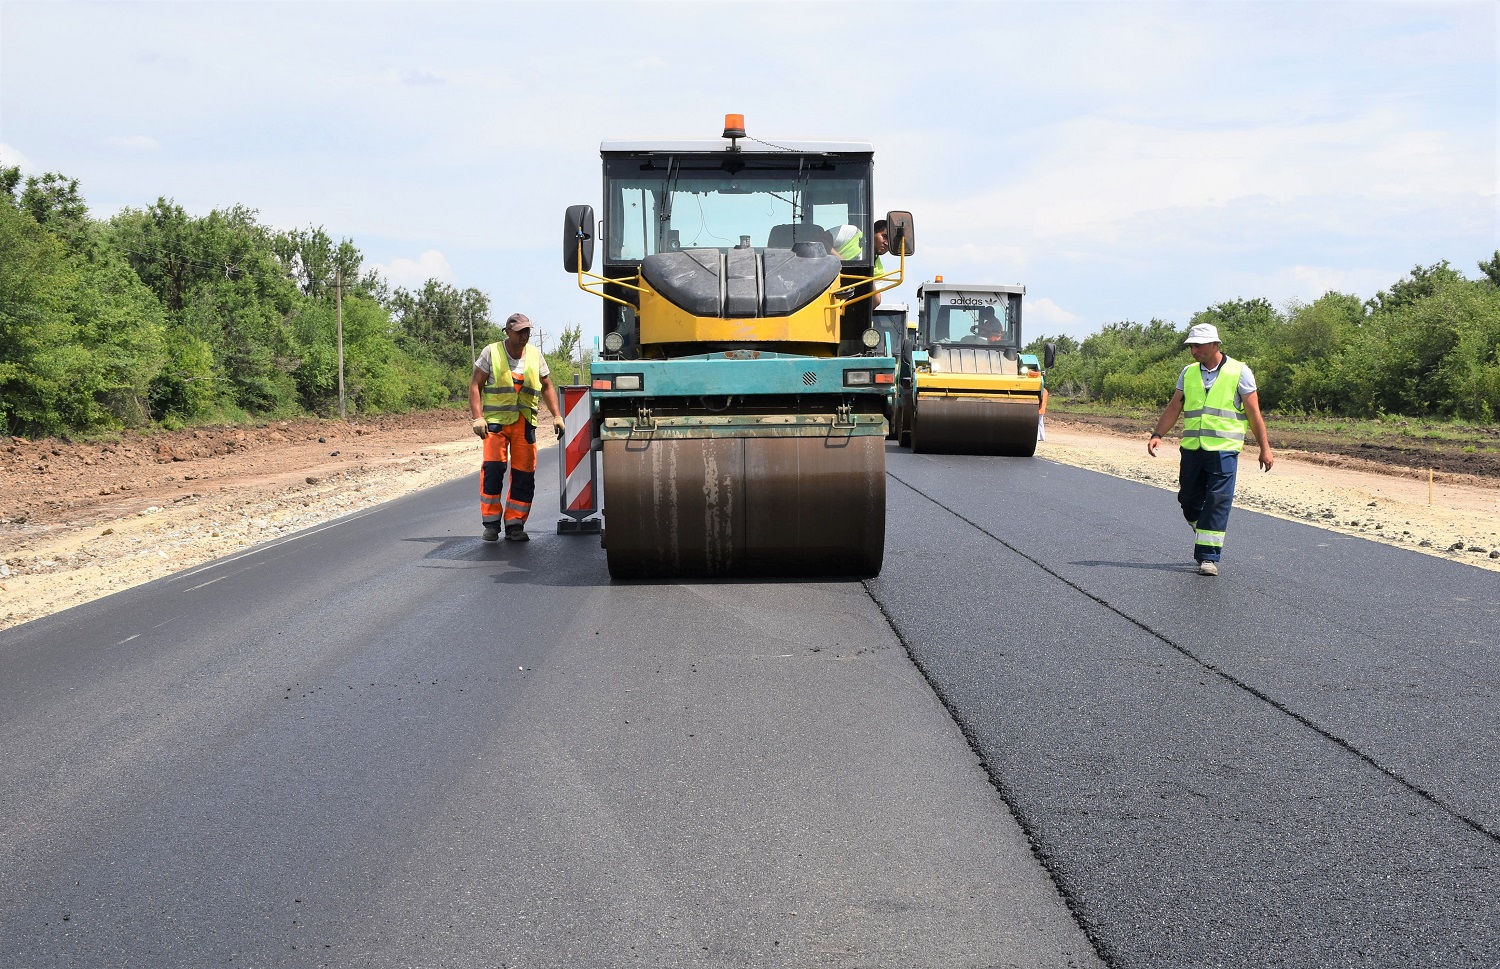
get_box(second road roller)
[892,279,1056,456]
[563,115,914,579]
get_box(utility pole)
[466,304,475,364]
[335,269,347,420]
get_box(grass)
[1049,399,1495,449]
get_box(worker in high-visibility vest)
[1147,323,1275,576]
[872,219,889,276]
[831,222,893,308]
[468,313,564,543]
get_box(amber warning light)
[722,114,746,139]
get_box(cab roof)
[918,282,1026,296]
[601,139,873,155]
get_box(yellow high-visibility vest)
[481,343,542,427]
[1181,357,1246,452]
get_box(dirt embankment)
[2,409,1497,630]
[1057,409,1500,481]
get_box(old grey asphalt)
[0,449,1099,969]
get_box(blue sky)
[2,1,1496,349]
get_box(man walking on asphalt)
[469,313,564,543]
[1147,322,1275,575]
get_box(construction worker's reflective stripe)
[1195,528,1226,548]
[1181,427,1246,441]
[1182,406,1243,420]
[1181,358,1246,453]
[480,342,543,426]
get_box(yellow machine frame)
[573,243,907,354]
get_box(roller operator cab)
[563,115,915,579]
[893,281,1056,455]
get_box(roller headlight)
[603,331,625,353]
[860,327,881,350]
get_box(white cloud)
[0,142,34,170]
[1229,264,1405,308]
[1027,298,1081,327]
[103,135,159,152]
[938,111,1491,248]
[371,250,454,290]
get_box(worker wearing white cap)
[468,312,565,543]
[1147,322,1275,576]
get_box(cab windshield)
[924,292,1022,348]
[604,155,872,264]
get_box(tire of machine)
[601,434,886,579]
[912,397,1039,456]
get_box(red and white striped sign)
[560,385,596,515]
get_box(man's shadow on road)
[1071,560,1202,572]
[404,534,612,588]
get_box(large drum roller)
[563,115,915,580]
[602,431,885,579]
[912,395,1039,456]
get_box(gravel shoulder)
[3,410,1496,630]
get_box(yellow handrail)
[574,241,645,308]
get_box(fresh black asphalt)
[872,446,1498,968]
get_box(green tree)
[1189,297,1282,366]
[544,324,588,387]
[1366,261,1467,313]
[1,178,171,435]
[1046,319,1182,403]
[0,198,78,435]
[0,165,23,203]
[1257,292,1365,412]
[1477,251,1500,288]
[271,226,376,300]
[1328,269,1495,418]
[389,280,496,374]
[111,200,303,417]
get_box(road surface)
[2,443,1495,967]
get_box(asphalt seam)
[862,490,1117,967]
[887,469,1500,847]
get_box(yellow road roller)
[563,115,914,579]
[893,280,1055,455]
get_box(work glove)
[472,417,488,439]
[552,417,566,440]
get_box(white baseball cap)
[1184,323,1221,345]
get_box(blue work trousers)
[1178,448,1238,563]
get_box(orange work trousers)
[480,418,537,528]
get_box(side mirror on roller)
[563,204,595,274]
[1044,341,1057,370]
[885,210,916,257]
